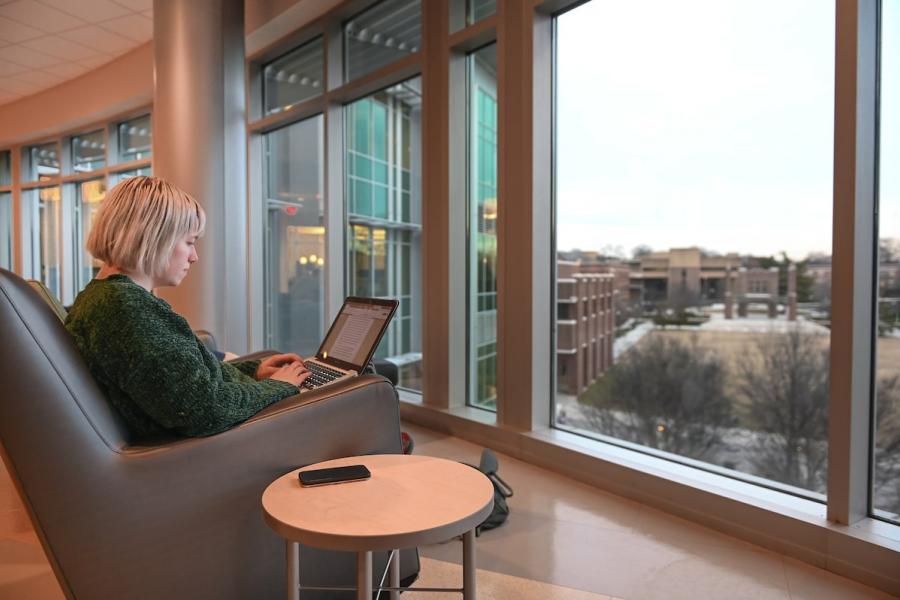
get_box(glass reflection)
[0,150,10,186]
[345,78,423,391]
[72,130,106,172]
[468,44,498,410]
[263,37,324,116]
[25,143,59,182]
[74,179,107,293]
[0,192,11,270]
[344,0,421,82]
[264,116,325,356]
[34,187,61,298]
[118,115,151,162]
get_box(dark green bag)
[470,448,513,536]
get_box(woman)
[65,176,310,438]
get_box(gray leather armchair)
[0,268,418,599]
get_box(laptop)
[299,296,398,391]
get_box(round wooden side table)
[262,454,494,600]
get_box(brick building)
[556,261,615,395]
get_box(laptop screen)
[315,297,398,372]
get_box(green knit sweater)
[65,275,298,438]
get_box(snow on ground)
[698,313,830,335]
[613,321,655,360]
[612,313,829,361]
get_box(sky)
[555,0,899,261]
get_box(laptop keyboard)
[301,362,346,390]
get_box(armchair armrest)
[60,375,407,599]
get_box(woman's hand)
[269,361,311,390]
[256,353,304,380]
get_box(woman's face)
[159,232,199,287]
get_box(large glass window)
[553,0,834,498]
[345,79,423,391]
[263,116,325,356]
[467,0,495,25]
[23,142,60,182]
[0,192,11,270]
[263,38,324,116]
[72,130,106,172]
[30,187,61,299]
[344,0,421,82]
[73,179,106,293]
[468,44,497,410]
[118,115,152,162]
[873,0,900,524]
[0,151,9,269]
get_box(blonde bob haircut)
[87,176,206,278]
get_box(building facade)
[557,261,615,395]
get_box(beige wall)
[0,0,344,149]
[0,43,153,148]
[246,0,304,33]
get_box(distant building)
[629,247,797,319]
[629,247,742,303]
[790,255,900,300]
[725,265,796,320]
[557,261,615,395]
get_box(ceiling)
[0,0,153,108]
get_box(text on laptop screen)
[318,301,394,367]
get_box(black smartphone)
[298,464,371,487]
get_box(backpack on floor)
[470,448,513,536]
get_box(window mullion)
[325,14,346,326]
[828,0,879,525]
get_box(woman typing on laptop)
[65,176,310,438]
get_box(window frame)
[241,0,898,591]
[3,0,893,590]
[0,150,12,271]
[246,0,424,367]
[3,108,152,303]
[401,0,897,592]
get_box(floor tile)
[411,424,645,533]
[625,543,792,600]
[406,556,617,600]
[0,424,895,600]
[781,556,899,600]
[0,539,64,600]
[421,511,686,599]
[408,422,894,600]
[631,502,779,555]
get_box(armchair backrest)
[1,268,421,599]
[26,278,69,322]
[0,268,136,455]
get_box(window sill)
[398,397,900,596]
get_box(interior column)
[152,0,249,353]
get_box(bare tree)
[631,244,653,259]
[581,335,734,462]
[879,238,900,264]
[736,328,829,492]
[874,375,900,517]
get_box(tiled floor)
[0,422,896,599]
[407,557,615,599]
[406,423,897,600]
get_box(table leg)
[286,541,299,600]
[389,549,400,600]
[357,550,372,600]
[463,529,476,600]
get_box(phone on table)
[298,464,371,487]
